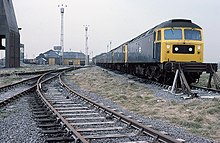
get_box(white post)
[171,69,179,94]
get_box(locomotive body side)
[112,45,124,63]
[127,31,157,63]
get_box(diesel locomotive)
[93,19,217,85]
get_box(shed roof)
[46,50,60,58]
[63,52,85,59]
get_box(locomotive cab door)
[153,31,161,62]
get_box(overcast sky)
[4,0,220,62]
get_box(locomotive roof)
[156,19,202,29]
[128,19,201,43]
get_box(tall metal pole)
[107,45,109,52]
[58,4,67,65]
[109,41,112,51]
[83,25,89,65]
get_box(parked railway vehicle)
[93,19,217,85]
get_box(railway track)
[190,85,220,98]
[146,81,220,99]
[0,67,75,107]
[118,72,220,99]
[0,75,40,107]
[0,68,61,77]
[34,70,184,143]
[99,66,220,99]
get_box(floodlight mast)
[58,4,67,65]
[83,25,89,65]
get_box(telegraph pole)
[58,4,67,65]
[83,25,89,65]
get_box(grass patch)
[207,107,220,115]
[146,99,158,105]
[180,120,202,129]
[117,95,127,100]
[144,96,153,99]
[170,100,178,106]
[0,109,8,118]
[169,117,180,123]
[194,116,204,123]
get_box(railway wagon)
[93,53,107,64]
[93,19,217,85]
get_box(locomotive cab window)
[184,29,202,41]
[157,30,161,41]
[164,29,182,40]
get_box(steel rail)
[0,69,52,77]
[0,67,75,108]
[0,75,44,107]
[0,75,41,90]
[59,73,182,143]
[36,70,89,143]
[0,67,74,107]
[191,85,220,94]
[0,67,71,77]
[0,85,36,107]
[0,71,58,107]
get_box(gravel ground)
[0,95,46,143]
[63,66,217,143]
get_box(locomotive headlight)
[167,45,170,49]
[175,47,179,51]
[189,47,193,52]
[198,45,201,50]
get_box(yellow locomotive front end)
[158,27,204,63]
